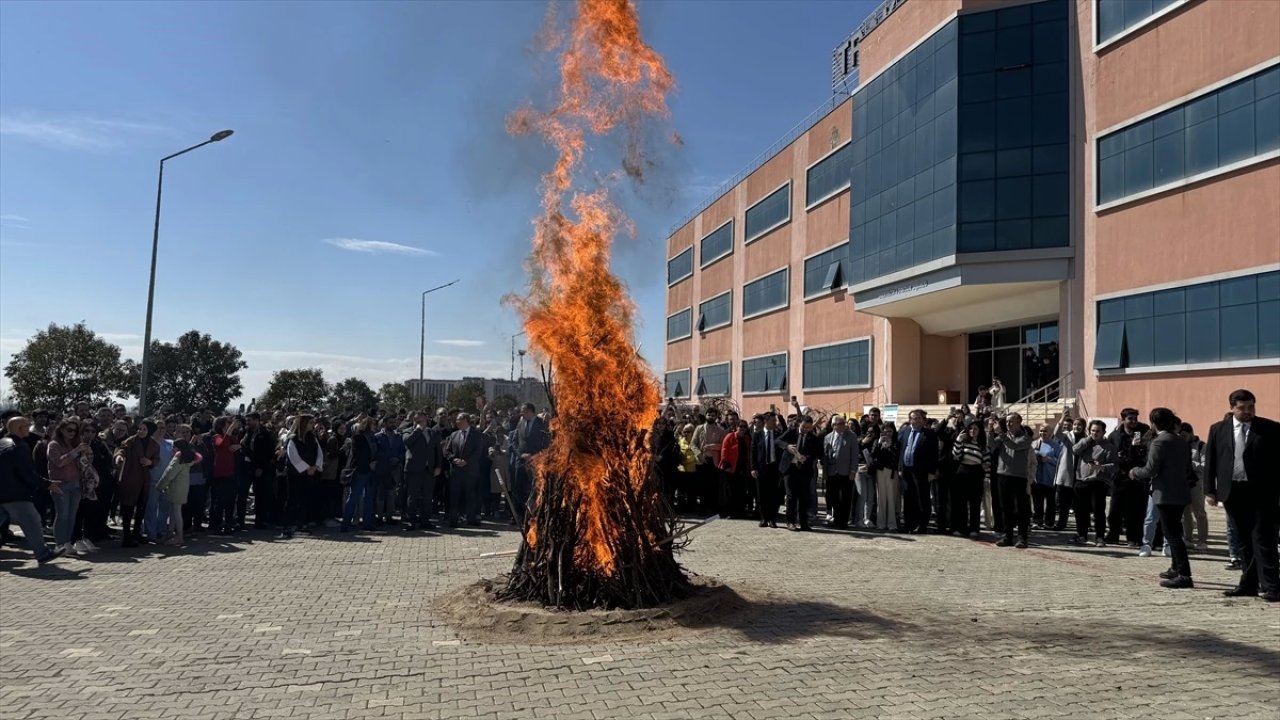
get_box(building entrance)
[967,321,1060,403]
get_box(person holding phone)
[1072,420,1118,546]
[115,420,160,547]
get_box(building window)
[697,291,732,332]
[1096,0,1183,46]
[665,369,690,399]
[666,308,691,342]
[806,142,853,208]
[667,247,693,285]
[700,220,733,267]
[696,363,731,397]
[743,268,789,318]
[1094,270,1280,370]
[803,339,872,390]
[955,0,1070,253]
[745,183,791,243]
[742,353,788,394]
[1097,64,1280,206]
[848,15,960,286]
[803,242,850,297]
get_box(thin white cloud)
[0,113,173,151]
[98,332,142,342]
[322,238,438,257]
[435,339,485,348]
[0,214,30,229]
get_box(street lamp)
[510,330,526,381]
[138,129,235,416]
[419,279,460,399]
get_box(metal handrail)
[1000,371,1074,423]
[668,74,859,237]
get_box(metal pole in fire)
[418,279,460,400]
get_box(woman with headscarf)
[114,420,159,547]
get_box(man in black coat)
[510,403,550,523]
[238,412,278,529]
[402,411,443,530]
[1204,389,1280,602]
[445,413,487,527]
[1106,408,1150,545]
[1131,407,1195,589]
[897,409,939,534]
[777,414,822,531]
[750,412,784,528]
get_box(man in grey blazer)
[1130,407,1194,589]
[402,411,443,531]
[822,415,860,529]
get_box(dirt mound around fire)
[435,575,750,645]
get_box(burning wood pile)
[498,0,689,610]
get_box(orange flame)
[509,0,674,577]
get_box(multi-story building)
[405,376,550,411]
[664,0,1279,430]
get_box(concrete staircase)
[886,398,1076,429]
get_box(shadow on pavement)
[675,584,913,644]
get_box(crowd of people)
[0,400,550,561]
[650,387,1277,600]
[2,386,1274,602]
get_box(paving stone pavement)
[2,507,1277,720]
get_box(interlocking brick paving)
[2,507,1276,720]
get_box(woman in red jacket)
[208,416,242,536]
[719,420,752,519]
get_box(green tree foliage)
[490,394,520,413]
[146,330,247,415]
[378,382,416,413]
[257,368,328,412]
[446,381,486,412]
[328,377,378,413]
[3,323,135,411]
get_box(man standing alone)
[1205,389,1279,602]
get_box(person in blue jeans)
[341,419,379,532]
[1,416,66,565]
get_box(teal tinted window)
[664,369,690,399]
[745,184,791,242]
[806,143,853,207]
[803,243,850,297]
[803,340,872,389]
[1097,66,1280,204]
[666,308,691,342]
[698,292,732,332]
[696,363,731,397]
[700,221,733,267]
[742,353,788,394]
[743,268,789,317]
[667,247,693,285]
[1097,0,1182,45]
[1093,270,1280,370]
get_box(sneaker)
[996,537,1014,547]
[1226,558,1242,570]
[81,538,99,552]
[73,540,93,555]
[37,546,66,564]
[1094,539,1107,548]
[1138,544,1152,557]
[64,542,86,557]
[1015,538,1029,549]
[1162,545,1171,558]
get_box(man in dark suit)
[897,409,939,534]
[750,412,784,528]
[777,414,822,531]
[1131,407,1195,589]
[510,403,550,523]
[445,413,487,527]
[402,411,443,530]
[1205,389,1280,602]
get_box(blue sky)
[0,0,874,402]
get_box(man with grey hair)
[0,416,66,565]
[990,412,1033,548]
[822,414,859,529]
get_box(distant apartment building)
[664,0,1279,430]
[405,376,550,410]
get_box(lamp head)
[210,129,234,142]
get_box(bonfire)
[499,0,689,611]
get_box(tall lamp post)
[510,330,526,381]
[418,279,460,399]
[138,129,235,416]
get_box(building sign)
[831,0,909,92]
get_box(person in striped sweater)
[952,421,989,538]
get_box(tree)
[378,381,416,413]
[3,323,135,411]
[446,380,485,411]
[146,330,247,415]
[329,377,378,413]
[490,394,520,413]
[257,368,328,412]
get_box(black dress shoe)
[1159,568,1179,580]
[1222,587,1258,598]
[1262,591,1280,603]
[768,521,778,529]
[758,521,768,528]
[422,521,437,530]
[1160,575,1194,589]
[1226,559,1243,570]
[996,537,1014,547]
